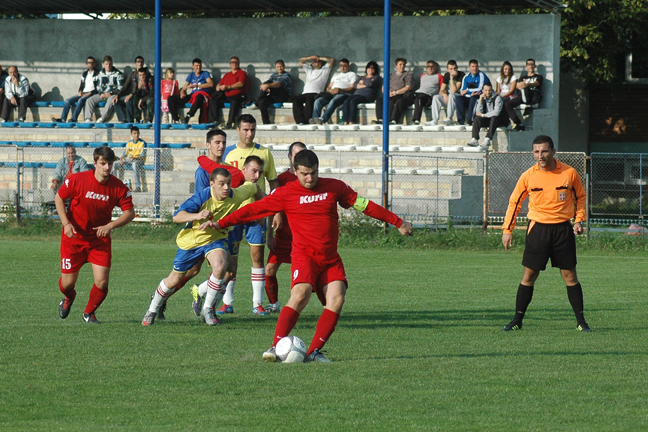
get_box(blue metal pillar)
[153,0,162,219]
[381,0,391,210]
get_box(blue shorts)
[227,230,240,257]
[172,239,229,273]
[230,221,266,247]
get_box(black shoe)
[512,123,526,132]
[59,297,74,319]
[371,119,382,124]
[83,312,100,324]
[577,322,592,332]
[225,122,234,130]
[502,320,523,331]
[466,121,473,126]
[182,115,190,124]
[52,118,63,123]
[523,107,533,116]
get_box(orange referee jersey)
[503,160,586,234]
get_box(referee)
[501,135,591,332]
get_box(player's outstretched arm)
[173,209,212,224]
[94,208,135,238]
[398,221,413,236]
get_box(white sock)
[251,267,265,307]
[198,280,209,297]
[202,273,225,312]
[222,278,236,306]
[149,279,173,313]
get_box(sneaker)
[413,120,420,125]
[481,137,492,148]
[84,119,93,123]
[264,301,281,313]
[424,120,438,126]
[52,118,63,123]
[253,304,269,316]
[96,118,104,124]
[262,346,277,362]
[502,320,523,331]
[305,349,331,363]
[142,311,156,326]
[577,322,593,332]
[314,117,324,125]
[59,297,74,319]
[183,115,190,124]
[83,312,100,324]
[18,117,25,122]
[442,118,453,126]
[190,284,203,317]
[201,308,222,326]
[157,299,167,321]
[0,119,5,123]
[308,118,316,124]
[467,138,479,147]
[225,122,235,130]
[216,303,233,315]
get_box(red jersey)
[57,170,134,240]
[274,170,298,241]
[219,69,249,97]
[219,177,401,263]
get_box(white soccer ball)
[275,335,307,363]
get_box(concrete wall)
[0,14,561,145]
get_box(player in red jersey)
[264,141,307,313]
[55,145,135,323]
[206,149,413,362]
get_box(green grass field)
[2,238,648,431]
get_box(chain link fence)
[590,153,648,219]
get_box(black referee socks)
[514,284,534,322]
[566,283,586,324]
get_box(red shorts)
[290,254,347,305]
[60,233,112,273]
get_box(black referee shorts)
[522,221,577,271]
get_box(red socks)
[265,275,279,304]
[272,306,300,346]
[308,309,340,355]
[58,277,76,301]
[84,284,108,314]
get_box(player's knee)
[266,263,278,277]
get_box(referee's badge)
[559,192,566,201]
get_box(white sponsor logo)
[299,192,328,205]
[126,191,132,198]
[85,191,110,201]
[64,179,69,188]
[293,269,299,280]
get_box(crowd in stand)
[0,55,544,145]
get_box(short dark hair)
[210,167,231,182]
[275,60,285,66]
[93,145,116,163]
[293,149,319,170]
[366,61,380,75]
[86,56,95,63]
[237,114,257,127]
[483,82,493,89]
[130,126,140,133]
[137,67,149,75]
[192,58,202,65]
[244,155,264,167]
[339,58,350,65]
[527,58,536,65]
[447,60,458,67]
[532,135,554,149]
[206,129,226,143]
[135,56,144,62]
[395,57,407,65]
[230,56,240,63]
[289,141,307,156]
[469,59,479,66]
[103,55,113,64]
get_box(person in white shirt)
[53,57,99,123]
[495,61,518,102]
[292,55,334,124]
[310,58,357,124]
[0,66,35,123]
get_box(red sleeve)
[337,181,359,209]
[117,185,134,211]
[57,176,73,201]
[197,156,245,188]
[219,190,285,229]
[363,201,403,227]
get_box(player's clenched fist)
[399,221,413,236]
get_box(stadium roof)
[2,0,566,16]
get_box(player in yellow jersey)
[142,166,264,326]
[501,135,591,332]
[219,114,280,316]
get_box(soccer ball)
[275,335,307,363]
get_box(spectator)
[0,65,7,115]
[0,66,35,123]
[457,59,490,126]
[374,57,413,125]
[430,60,465,126]
[51,145,90,192]
[342,61,382,125]
[115,56,145,122]
[133,67,154,123]
[254,60,291,125]
[310,58,357,125]
[505,58,543,132]
[53,57,99,124]
[161,68,179,123]
[209,56,249,129]
[467,82,508,149]
[113,126,147,192]
[167,58,214,124]
[496,61,518,102]
[292,55,334,124]
[411,60,443,125]
[84,56,124,123]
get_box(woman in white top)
[496,61,518,101]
